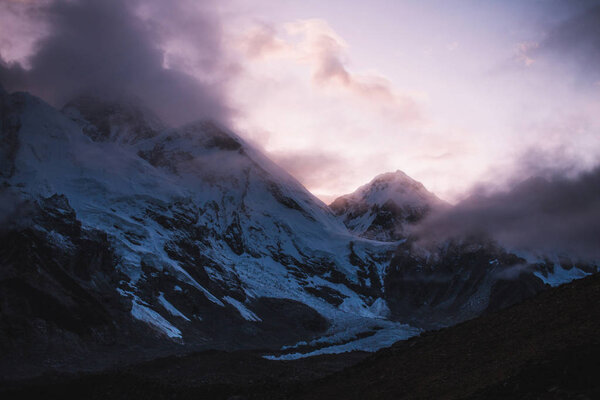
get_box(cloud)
[446,41,459,52]
[493,263,535,281]
[269,150,351,196]
[239,22,287,59]
[0,0,51,65]
[0,0,234,125]
[525,5,600,84]
[239,19,422,123]
[514,41,539,67]
[268,147,402,203]
[414,164,600,262]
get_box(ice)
[158,292,191,321]
[264,320,421,360]
[131,300,182,339]
[534,265,591,287]
[223,296,262,322]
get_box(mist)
[533,4,600,86]
[414,165,600,262]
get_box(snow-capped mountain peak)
[1,88,413,355]
[2,88,593,368]
[348,170,441,208]
[330,170,445,241]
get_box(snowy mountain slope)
[329,172,597,329]
[330,170,446,241]
[0,87,415,362]
[0,86,596,373]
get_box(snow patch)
[131,300,182,339]
[158,292,191,321]
[534,265,591,287]
[264,321,420,360]
[223,296,262,322]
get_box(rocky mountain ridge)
[0,88,413,375]
[0,86,596,377]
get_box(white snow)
[116,288,183,339]
[264,321,420,360]
[330,170,446,240]
[5,91,422,343]
[346,170,443,208]
[158,292,191,321]
[534,265,591,287]
[223,296,262,322]
[368,298,391,318]
[131,300,182,339]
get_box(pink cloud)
[239,22,287,58]
[515,41,539,67]
[238,19,422,124]
[269,150,351,196]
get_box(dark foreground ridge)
[2,273,599,399]
[296,269,600,400]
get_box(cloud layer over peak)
[0,0,234,125]
[415,165,600,262]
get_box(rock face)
[292,272,600,400]
[0,88,596,377]
[330,170,446,241]
[384,239,549,328]
[3,273,598,399]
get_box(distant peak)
[329,169,445,241]
[371,170,414,184]
[331,169,443,210]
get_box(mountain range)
[0,86,596,378]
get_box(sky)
[1,0,600,203]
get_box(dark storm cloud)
[534,4,600,83]
[414,165,600,262]
[0,0,232,125]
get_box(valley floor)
[2,273,599,399]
